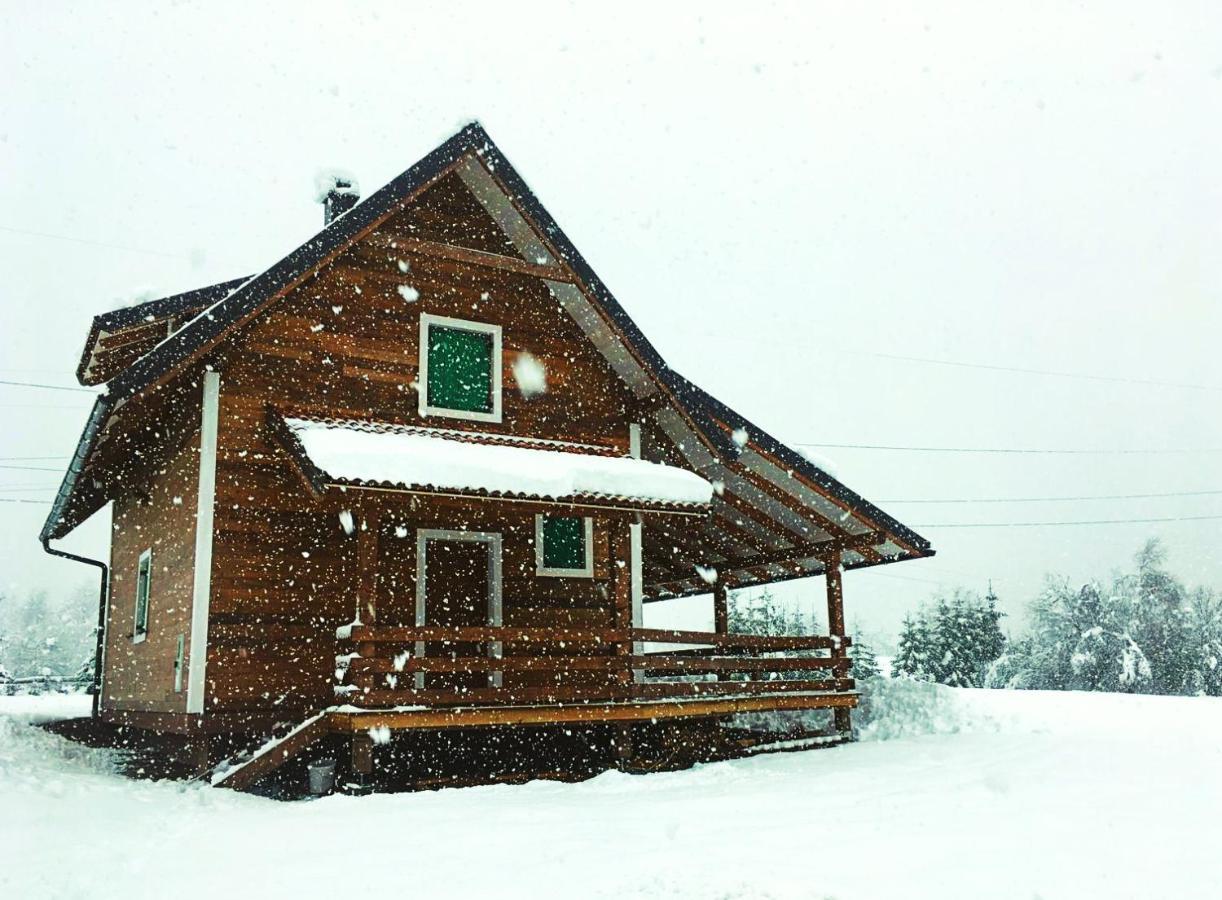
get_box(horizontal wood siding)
[101,434,199,715]
[205,190,637,718]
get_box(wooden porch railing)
[337,626,854,708]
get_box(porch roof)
[275,415,713,510]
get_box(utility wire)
[883,488,1222,504]
[0,379,97,394]
[861,349,1222,392]
[696,331,1222,391]
[0,456,68,462]
[0,498,51,505]
[0,224,188,260]
[0,465,63,472]
[795,441,1222,455]
[915,514,1222,528]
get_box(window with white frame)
[173,633,185,692]
[133,548,152,642]
[535,515,593,577]
[418,313,502,423]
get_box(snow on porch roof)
[278,416,714,509]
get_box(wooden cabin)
[43,123,933,792]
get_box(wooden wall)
[100,433,199,716]
[203,182,640,718]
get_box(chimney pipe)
[315,170,360,225]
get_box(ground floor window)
[133,549,152,642]
[535,515,593,577]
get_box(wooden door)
[419,537,493,693]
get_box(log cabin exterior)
[43,123,933,792]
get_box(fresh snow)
[3,686,1221,898]
[511,351,548,397]
[312,168,360,203]
[287,418,713,505]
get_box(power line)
[883,488,1222,504]
[0,456,68,462]
[697,331,1222,392]
[0,224,188,260]
[915,514,1222,528]
[0,465,63,472]
[0,498,51,505]
[795,441,1222,455]
[860,349,1222,392]
[0,379,97,394]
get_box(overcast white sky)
[2,2,1220,642]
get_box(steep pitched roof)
[42,122,933,577]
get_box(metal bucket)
[307,758,336,795]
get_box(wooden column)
[824,551,852,734]
[713,582,729,635]
[357,508,380,626]
[611,521,633,688]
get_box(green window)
[427,324,494,414]
[540,516,588,572]
[134,549,152,640]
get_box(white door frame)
[414,529,503,689]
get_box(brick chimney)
[315,170,360,225]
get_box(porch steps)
[208,711,334,791]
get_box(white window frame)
[133,548,152,643]
[418,313,503,424]
[414,529,504,689]
[535,514,594,578]
[173,633,186,692]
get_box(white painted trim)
[185,370,220,715]
[418,312,503,424]
[534,514,594,578]
[628,423,642,460]
[628,424,644,676]
[414,529,503,689]
[132,547,152,644]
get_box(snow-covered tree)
[892,588,1006,687]
[995,540,1222,697]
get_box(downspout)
[40,537,109,718]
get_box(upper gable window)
[419,313,502,423]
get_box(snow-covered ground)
[2,685,1220,899]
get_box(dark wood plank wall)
[204,179,641,716]
[100,433,199,716]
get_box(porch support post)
[713,582,729,635]
[611,520,633,688]
[824,551,852,734]
[357,508,380,626]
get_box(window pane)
[135,555,151,634]
[542,517,586,571]
[427,325,493,413]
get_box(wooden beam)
[329,692,858,732]
[824,550,851,734]
[611,520,633,685]
[713,582,729,635]
[357,508,380,625]
[368,234,577,283]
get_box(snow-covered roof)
[280,417,713,509]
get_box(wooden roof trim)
[75,276,249,385]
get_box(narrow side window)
[133,549,152,642]
[173,633,185,692]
